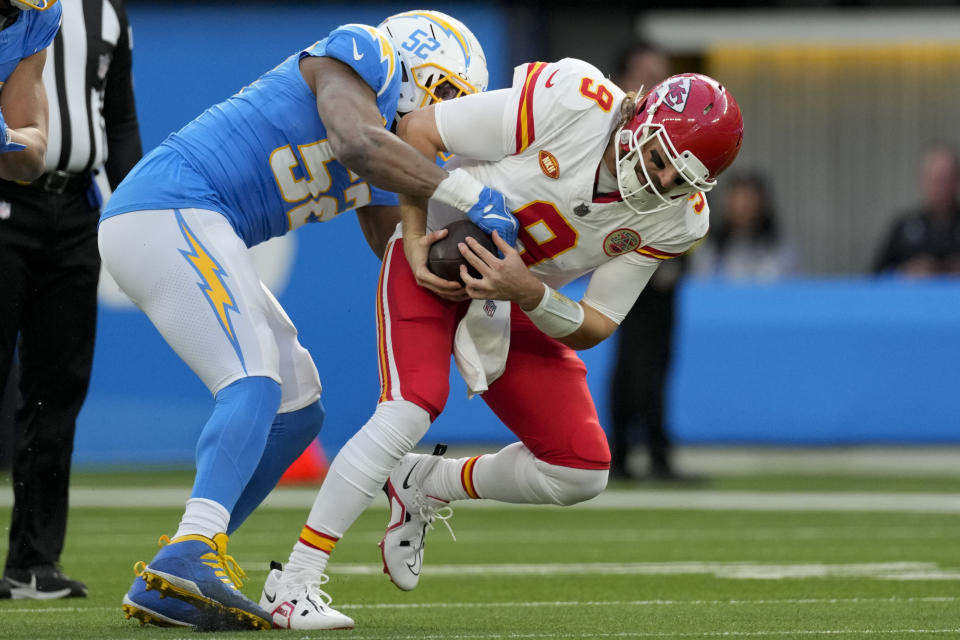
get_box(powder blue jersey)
[102,23,402,247]
[0,4,61,85]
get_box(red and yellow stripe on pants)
[298,524,338,555]
[460,456,482,499]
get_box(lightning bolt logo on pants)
[175,210,246,371]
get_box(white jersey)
[431,58,710,323]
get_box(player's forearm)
[554,325,607,351]
[0,127,46,181]
[526,294,617,351]
[399,195,429,239]
[333,125,448,199]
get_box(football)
[427,219,497,283]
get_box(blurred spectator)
[0,0,141,600]
[607,41,697,482]
[612,41,670,94]
[689,172,796,281]
[873,144,960,276]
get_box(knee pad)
[367,400,432,455]
[275,398,325,442]
[338,400,431,476]
[533,458,608,506]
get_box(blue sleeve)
[305,24,399,98]
[369,185,399,207]
[26,4,61,55]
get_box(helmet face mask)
[410,62,479,106]
[615,73,743,215]
[11,0,57,10]
[378,10,488,116]
[616,125,709,215]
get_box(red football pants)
[376,240,610,470]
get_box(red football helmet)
[615,73,743,214]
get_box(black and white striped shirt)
[43,0,140,188]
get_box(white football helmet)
[11,0,57,10]
[378,10,488,115]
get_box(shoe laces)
[415,497,456,542]
[286,570,336,607]
[207,532,248,589]
[218,551,248,590]
[131,536,170,577]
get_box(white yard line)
[322,561,960,581]
[672,446,960,477]
[3,487,959,512]
[296,631,960,638]
[6,595,958,614]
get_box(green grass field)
[2,468,960,639]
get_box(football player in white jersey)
[264,59,742,627]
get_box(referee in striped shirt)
[0,0,141,599]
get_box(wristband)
[432,168,484,213]
[523,283,585,338]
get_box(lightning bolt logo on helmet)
[378,10,488,115]
[175,211,246,370]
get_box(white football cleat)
[259,562,353,630]
[379,445,456,591]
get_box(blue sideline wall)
[75,5,960,466]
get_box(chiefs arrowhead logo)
[656,77,692,113]
[539,150,559,179]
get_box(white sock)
[285,400,431,573]
[423,442,608,506]
[420,454,479,501]
[173,497,230,539]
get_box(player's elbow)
[396,108,435,150]
[559,331,605,351]
[559,324,615,350]
[559,305,618,350]
[328,122,387,177]
[328,134,369,174]
[396,111,413,141]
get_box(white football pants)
[98,208,321,411]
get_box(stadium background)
[79,1,960,467]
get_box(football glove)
[433,168,518,248]
[0,109,26,154]
[464,186,518,248]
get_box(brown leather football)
[427,219,497,283]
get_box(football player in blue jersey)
[98,9,512,631]
[0,0,59,180]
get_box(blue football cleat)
[140,533,272,631]
[122,562,203,628]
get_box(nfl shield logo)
[483,300,497,318]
